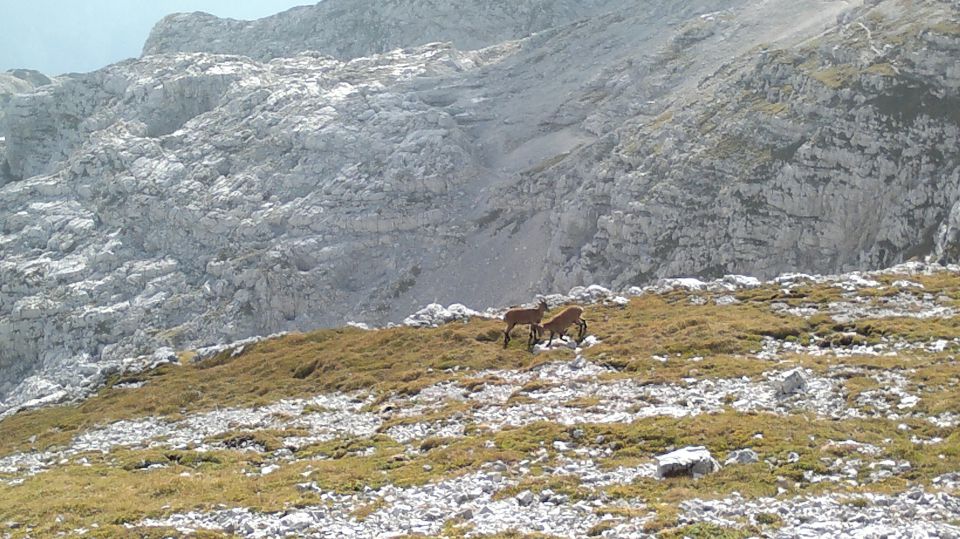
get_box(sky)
[0,0,313,75]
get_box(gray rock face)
[0,70,50,118]
[0,45,492,406]
[1,0,959,410]
[0,76,32,130]
[5,69,51,88]
[0,69,51,185]
[0,138,6,186]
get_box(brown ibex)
[502,299,548,348]
[536,306,587,346]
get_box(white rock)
[402,303,485,328]
[655,446,720,479]
[278,511,313,532]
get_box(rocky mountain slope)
[2,262,960,537]
[1,0,959,417]
[519,1,960,288]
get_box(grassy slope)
[1,271,960,537]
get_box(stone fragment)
[516,490,535,506]
[278,511,313,531]
[724,449,759,465]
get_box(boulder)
[655,446,720,479]
[776,369,808,399]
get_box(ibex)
[536,305,587,346]
[502,299,548,348]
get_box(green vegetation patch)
[865,63,897,77]
[580,293,809,375]
[0,423,528,537]
[594,411,957,499]
[930,21,960,35]
[810,64,859,89]
[661,523,752,539]
[0,320,541,454]
[2,410,958,537]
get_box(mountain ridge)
[142,0,642,61]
